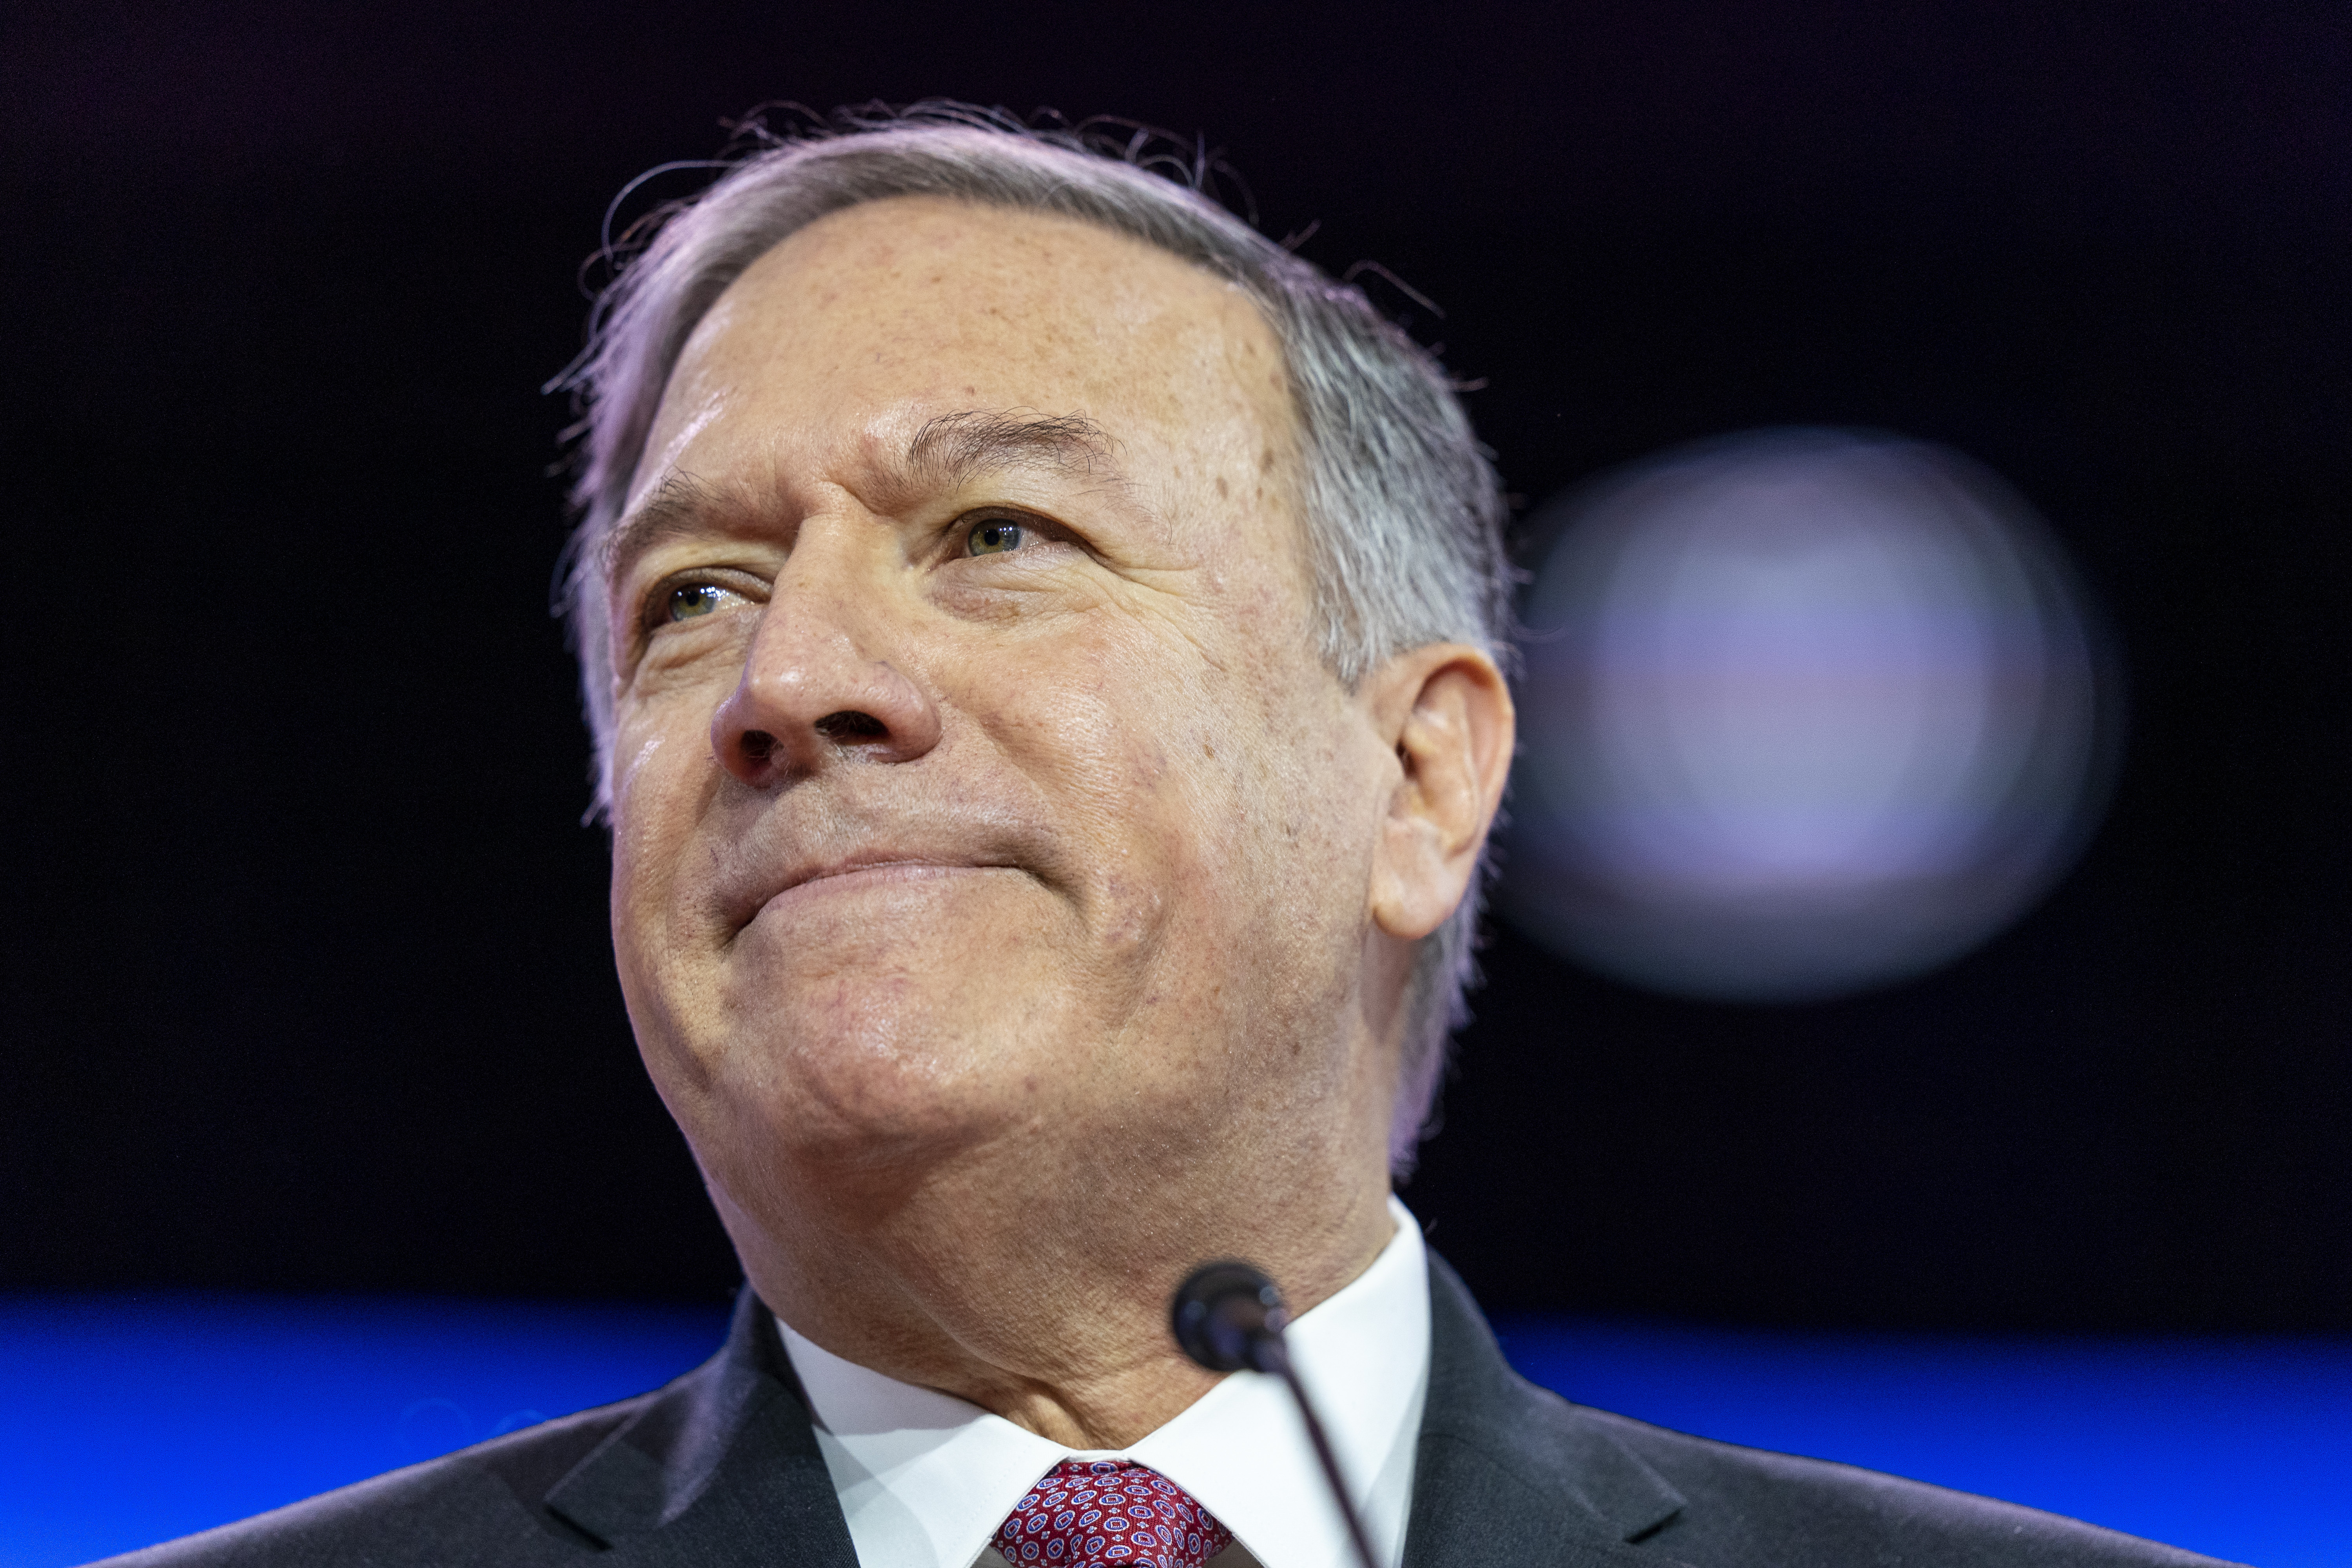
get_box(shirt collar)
[780,1196,1431,1568]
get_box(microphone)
[1171,1261,1379,1568]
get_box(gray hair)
[553,103,1513,1174]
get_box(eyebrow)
[904,408,1123,491]
[601,409,1126,590]
[600,471,726,591]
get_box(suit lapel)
[1405,1254,1696,1568]
[543,1288,859,1566]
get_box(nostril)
[815,710,888,740]
[740,730,777,762]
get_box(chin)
[641,871,1143,1185]
[689,958,1066,1180]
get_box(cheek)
[982,626,1324,941]
[946,636,1197,951]
[606,703,716,959]
[1184,657,1379,947]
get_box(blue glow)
[0,1294,730,1567]
[2,1294,2342,1565]
[1498,1317,2352,1567]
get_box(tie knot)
[996,1459,1234,1567]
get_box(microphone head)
[1170,1259,1290,1373]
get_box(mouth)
[731,852,1028,933]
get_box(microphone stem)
[1264,1350,1381,1568]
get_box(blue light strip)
[2,1296,2343,1566]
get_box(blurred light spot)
[1503,429,2119,1002]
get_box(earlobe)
[1367,644,1515,941]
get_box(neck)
[711,1127,1396,1448]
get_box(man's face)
[604,197,1399,1225]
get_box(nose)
[709,568,943,788]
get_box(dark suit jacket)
[96,1256,2236,1567]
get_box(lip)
[736,852,1022,928]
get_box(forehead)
[635,195,1301,518]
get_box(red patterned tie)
[995,1459,1235,1567]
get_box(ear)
[1367,643,1516,941]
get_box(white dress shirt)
[778,1196,1431,1568]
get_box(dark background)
[5,0,2346,1332]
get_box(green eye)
[666,584,725,622]
[967,519,1024,556]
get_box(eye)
[646,575,758,633]
[966,518,1025,556]
[665,583,729,622]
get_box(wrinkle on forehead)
[680,195,1295,427]
[624,393,729,518]
[624,196,1316,586]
